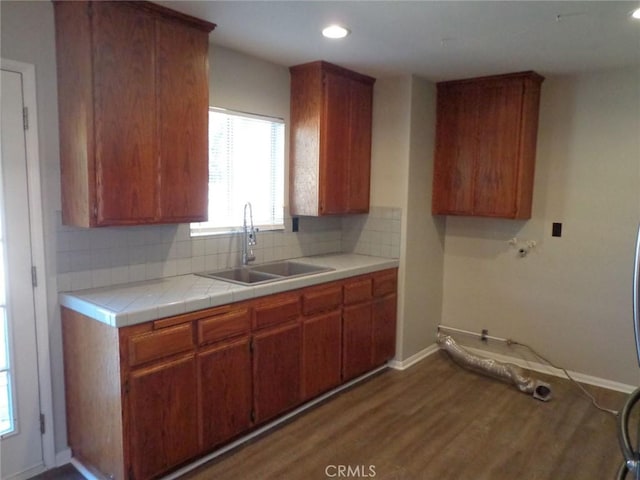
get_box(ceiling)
[158,1,640,81]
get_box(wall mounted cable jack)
[509,237,537,257]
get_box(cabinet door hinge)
[40,413,45,434]
[124,380,129,394]
[249,338,254,353]
[250,409,255,423]
[23,107,29,130]
[31,266,38,288]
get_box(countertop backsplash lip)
[59,253,399,328]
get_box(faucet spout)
[242,202,257,265]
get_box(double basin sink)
[197,260,334,286]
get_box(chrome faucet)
[242,202,257,265]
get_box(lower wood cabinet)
[373,294,398,366]
[301,310,342,400]
[127,355,200,480]
[198,337,252,451]
[343,302,374,381]
[253,323,301,423]
[301,283,343,400]
[343,269,398,381]
[62,268,397,480]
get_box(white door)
[0,68,45,479]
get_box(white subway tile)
[128,264,147,283]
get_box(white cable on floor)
[437,325,619,417]
[506,338,619,417]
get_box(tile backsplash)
[56,206,401,292]
[342,206,402,258]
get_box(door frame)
[1,58,56,471]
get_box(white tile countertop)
[59,253,399,328]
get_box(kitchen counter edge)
[59,254,400,328]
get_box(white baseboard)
[388,343,440,370]
[3,464,46,480]
[6,448,74,479]
[55,448,72,467]
[387,340,637,393]
[70,458,105,480]
[462,344,637,394]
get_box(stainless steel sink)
[197,267,280,285]
[250,260,333,277]
[197,260,333,286]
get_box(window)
[0,197,13,436]
[191,108,285,236]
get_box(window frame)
[191,107,285,237]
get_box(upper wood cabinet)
[289,61,375,216]
[53,1,215,227]
[432,71,544,219]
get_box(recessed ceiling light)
[322,24,350,39]
[632,7,640,19]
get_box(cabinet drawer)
[253,293,300,330]
[343,277,372,305]
[128,323,194,367]
[302,284,342,316]
[197,308,250,346]
[373,269,398,297]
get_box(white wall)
[370,75,445,361]
[1,0,65,454]
[210,45,290,119]
[209,45,292,203]
[370,77,411,209]
[442,68,640,386]
[402,76,444,359]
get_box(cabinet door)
[342,302,373,381]
[157,17,209,222]
[301,310,342,400]
[92,2,157,225]
[252,323,301,424]
[128,355,199,480]
[473,81,523,217]
[432,84,478,215]
[372,294,397,366]
[198,337,252,450]
[320,71,351,214]
[347,79,373,213]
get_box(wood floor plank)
[183,351,627,480]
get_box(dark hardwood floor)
[29,463,84,480]
[183,351,628,480]
[37,351,629,480]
